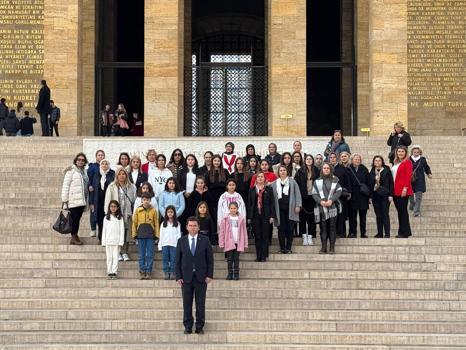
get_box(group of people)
[60,123,432,280]
[100,104,143,137]
[0,80,61,137]
[59,123,432,334]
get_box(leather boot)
[329,242,335,255]
[70,235,81,245]
[319,241,327,254]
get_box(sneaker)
[111,274,118,280]
[414,212,420,217]
[139,272,146,280]
[118,254,124,261]
[90,230,96,237]
[308,236,314,246]
[106,274,112,280]
[164,272,170,280]
[302,234,308,246]
[122,254,130,261]
[169,273,176,280]
[145,273,152,280]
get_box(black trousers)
[278,208,294,251]
[39,113,49,136]
[69,206,85,236]
[320,216,337,246]
[49,120,59,136]
[102,125,112,137]
[373,195,391,236]
[348,209,367,236]
[394,196,412,237]
[298,207,316,237]
[226,247,240,274]
[336,199,349,236]
[181,274,207,330]
[252,214,270,260]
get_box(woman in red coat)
[391,146,413,237]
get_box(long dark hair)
[292,151,304,168]
[117,152,131,166]
[169,148,185,166]
[106,200,122,220]
[371,155,386,169]
[162,205,179,227]
[303,154,316,180]
[137,181,155,197]
[164,177,181,193]
[329,129,346,143]
[233,157,250,181]
[183,153,199,170]
[195,201,211,218]
[279,152,293,176]
[208,154,226,183]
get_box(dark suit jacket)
[175,234,214,283]
[247,186,276,221]
[129,171,148,189]
[36,85,51,114]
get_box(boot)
[164,272,170,280]
[226,272,233,280]
[70,235,82,245]
[329,242,335,255]
[233,269,240,280]
[319,241,327,254]
[302,234,309,246]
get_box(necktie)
[190,237,196,255]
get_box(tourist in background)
[168,148,185,178]
[370,155,393,238]
[105,167,137,261]
[132,193,159,280]
[61,153,89,245]
[409,145,432,217]
[294,154,319,246]
[131,112,144,136]
[329,152,351,238]
[248,172,275,261]
[16,102,24,135]
[89,159,115,242]
[265,143,281,167]
[20,111,37,136]
[114,104,129,136]
[392,146,413,238]
[129,155,148,189]
[387,121,412,164]
[101,200,125,279]
[347,154,370,238]
[101,104,113,137]
[324,130,351,161]
[0,98,9,135]
[158,205,181,280]
[312,163,342,254]
[87,150,106,237]
[49,100,60,137]
[219,202,248,280]
[271,165,302,254]
[3,110,20,136]
[36,80,51,136]
[158,177,186,219]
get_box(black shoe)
[226,273,233,280]
[233,273,239,280]
[255,258,260,262]
[347,234,356,238]
[374,234,383,238]
[195,328,204,334]
[396,235,408,238]
[184,329,192,334]
[286,250,292,254]
[360,234,368,238]
[384,235,390,238]
[260,258,267,262]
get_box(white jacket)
[158,222,181,250]
[61,165,88,208]
[217,191,246,228]
[101,215,125,246]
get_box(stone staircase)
[0,137,465,349]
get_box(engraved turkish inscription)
[408,0,466,110]
[0,0,44,107]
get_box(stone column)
[369,0,408,136]
[44,0,82,136]
[145,0,185,137]
[268,0,307,137]
[357,0,370,133]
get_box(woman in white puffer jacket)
[61,152,89,245]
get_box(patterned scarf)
[256,186,265,215]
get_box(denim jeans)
[138,238,155,273]
[162,246,176,273]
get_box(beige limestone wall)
[357,0,370,134]
[44,0,81,136]
[268,0,307,137]
[368,0,408,136]
[144,0,184,137]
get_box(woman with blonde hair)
[129,155,148,189]
[387,121,412,164]
[105,167,137,260]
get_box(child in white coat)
[102,200,125,279]
[158,206,181,280]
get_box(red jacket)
[393,159,413,196]
[141,162,156,174]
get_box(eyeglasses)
[174,153,182,156]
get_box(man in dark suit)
[175,216,214,334]
[36,80,51,136]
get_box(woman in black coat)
[204,154,229,227]
[409,146,432,217]
[232,157,251,204]
[89,159,115,242]
[347,154,371,238]
[129,155,148,189]
[369,155,394,238]
[294,154,320,246]
[387,121,412,164]
[248,172,276,262]
[178,154,202,231]
[329,152,351,238]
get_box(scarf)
[276,177,289,199]
[374,168,383,191]
[331,141,341,152]
[256,186,265,215]
[313,177,341,223]
[223,153,237,173]
[100,167,110,191]
[411,155,421,162]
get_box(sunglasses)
[77,158,85,162]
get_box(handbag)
[52,204,72,234]
[247,223,255,239]
[349,167,371,197]
[411,160,421,183]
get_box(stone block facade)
[3,0,465,136]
